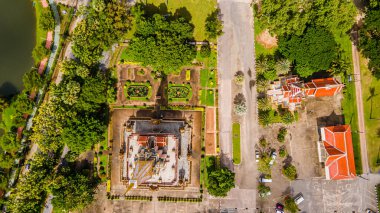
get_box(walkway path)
[352,32,370,174]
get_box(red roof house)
[304,78,343,97]
[267,76,344,111]
[320,125,356,180]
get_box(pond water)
[0,0,35,97]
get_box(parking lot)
[292,174,380,213]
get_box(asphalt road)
[218,0,258,209]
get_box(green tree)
[32,44,50,61]
[14,92,34,114]
[72,0,131,66]
[61,115,106,154]
[359,10,380,75]
[50,167,98,211]
[258,110,273,126]
[0,131,19,154]
[126,14,196,74]
[207,168,235,197]
[39,9,55,30]
[258,0,356,36]
[23,69,44,91]
[278,27,337,77]
[76,76,108,111]
[277,127,287,143]
[60,60,90,78]
[284,196,299,213]
[7,153,55,213]
[205,9,223,39]
[282,164,297,180]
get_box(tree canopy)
[72,0,131,66]
[359,8,380,76]
[207,167,235,197]
[258,0,356,36]
[125,14,196,74]
[49,166,98,211]
[205,9,223,39]
[278,27,337,77]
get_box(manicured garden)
[167,83,192,102]
[124,81,152,101]
[232,123,241,164]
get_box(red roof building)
[267,76,344,111]
[319,125,356,180]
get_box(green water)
[0,0,35,97]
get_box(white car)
[269,151,277,165]
[294,193,304,205]
[255,150,260,162]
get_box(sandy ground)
[256,29,277,49]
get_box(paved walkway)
[351,32,370,174]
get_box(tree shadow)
[174,7,192,23]
[0,81,19,98]
[233,93,246,105]
[138,3,169,18]
[366,87,377,119]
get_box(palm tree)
[256,55,270,75]
[256,78,269,93]
[275,59,291,76]
[257,97,272,111]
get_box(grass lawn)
[57,3,74,36]
[34,1,47,51]
[196,49,217,69]
[142,0,217,41]
[200,69,216,88]
[360,54,380,172]
[199,89,215,106]
[332,30,362,174]
[232,123,241,164]
[99,153,108,181]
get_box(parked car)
[255,150,260,162]
[275,203,284,213]
[294,193,304,205]
[269,151,277,165]
[259,177,272,183]
[365,209,376,213]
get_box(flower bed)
[124,81,152,101]
[168,83,192,102]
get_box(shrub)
[282,164,297,180]
[259,137,267,148]
[234,93,247,115]
[234,72,244,85]
[200,43,211,58]
[279,146,287,158]
[277,127,287,143]
[281,111,296,124]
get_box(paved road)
[218,0,258,209]
[351,32,370,174]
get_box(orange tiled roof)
[321,125,356,180]
[309,78,343,97]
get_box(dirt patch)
[205,107,216,155]
[256,29,278,49]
